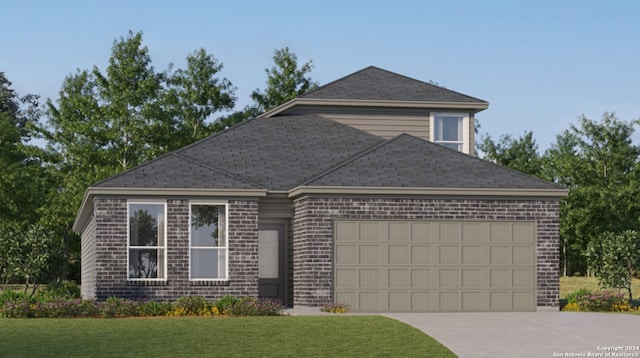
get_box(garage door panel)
[490,269,510,288]
[513,269,533,288]
[462,292,482,311]
[439,246,459,264]
[359,292,379,311]
[462,245,481,265]
[334,220,536,312]
[462,269,481,288]
[439,269,459,287]
[388,269,409,287]
[360,222,380,241]
[462,223,482,242]
[439,223,460,242]
[335,268,356,287]
[489,223,511,242]
[359,269,379,287]
[389,222,411,241]
[389,245,409,264]
[359,245,379,264]
[336,245,356,264]
[490,245,510,265]
[411,245,430,265]
[335,222,357,241]
[439,292,459,311]
[513,246,533,265]
[411,269,431,287]
[411,223,431,242]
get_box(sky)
[2,0,639,151]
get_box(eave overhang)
[258,98,490,118]
[72,187,268,232]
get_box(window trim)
[127,201,167,282]
[429,112,470,154]
[188,201,229,281]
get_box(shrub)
[214,295,239,315]
[562,289,637,312]
[139,300,173,317]
[170,296,215,316]
[40,281,81,300]
[227,297,282,316]
[0,290,34,305]
[320,303,350,314]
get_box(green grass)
[0,316,456,358]
[560,276,640,300]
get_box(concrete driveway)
[386,312,640,358]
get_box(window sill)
[127,280,168,286]
[190,280,230,287]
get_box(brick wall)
[90,198,259,300]
[292,197,560,309]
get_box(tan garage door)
[334,221,536,312]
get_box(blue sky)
[2,0,639,151]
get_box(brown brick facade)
[90,198,259,300]
[292,197,560,309]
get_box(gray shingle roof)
[301,66,487,103]
[305,134,562,189]
[96,115,560,192]
[95,153,261,189]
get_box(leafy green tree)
[542,113,640,276]
[250,47,318,112]
[587,230,640,303]
[478,131,542,177]
[166,49,236,149]
[41,31,236,281]
[0,73,49,228]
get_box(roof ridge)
[173,153,265,189]
[300,66,377,98]
[174,116,257,155]
[302,66,487,103]
[367,67,488,103]
[301,133,410,185]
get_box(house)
[74,66,567,312]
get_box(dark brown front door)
[258,224,286,304]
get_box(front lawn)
[0,316,456,358]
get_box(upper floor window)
[189,203,228,280]
[128,202,166,280]
[430,113,470,154]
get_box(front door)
[258,224,286,304]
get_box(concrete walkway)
[386,312,640,358]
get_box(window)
[190,203,228,280]
[431,113,469,154]
[128,202,166,280]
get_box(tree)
[250,47,318,112]
[0,73,49,228]
[478,131,542,177]
[587,230,640,303]
[542,113,640,276]
[165,48,236,149]
[41,31,236,281]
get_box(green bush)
[565,288,594,304]
[41,281,81,300]
[227,297,283,316]
[214,295,239,315]
[139,300,173,317]
[562,289,637,312]
[173,296,214,316]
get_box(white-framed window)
[189,202,228,280]
[430,113,470,154]
[128,202,167,280]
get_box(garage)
[334,220,537,312]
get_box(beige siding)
[334,220,536,312]
[80,211,96,299]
